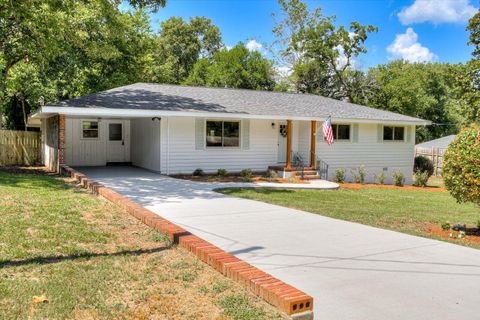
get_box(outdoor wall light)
[152,117,161,121]
[271,122,276,129]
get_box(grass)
[0,168,283,320]
[218,184,480,249]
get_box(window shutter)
[195,118,205,150]
[242,119,250,150]
[377,124,383,143]
[406,125,413,143]
[352,123,359,142]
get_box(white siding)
[131,118,161,172]
[162,117,278,174]
[65,117,131,166]
[317,123,415,184]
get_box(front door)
[277,122,287,163]
[107,121,126,162]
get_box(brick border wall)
[61,165,314,318]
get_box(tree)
[443,124,480,206]
[0,0,157,129]
[272,0,377,102]
[151,17,222,84]
[184,43,275,90]
[367,61,459,142]
[448,10,480,127]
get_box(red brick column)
[58,115,66,171]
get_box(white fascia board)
[38,106,430,125]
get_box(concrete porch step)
[301,174,321,180]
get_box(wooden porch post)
[310,120,316,168]
[286,119,292,169]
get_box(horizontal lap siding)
[317,123,415,184]
[165,117,277,174]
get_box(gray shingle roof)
[416,135,456,149]
[48,83,427,123]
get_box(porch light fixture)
[152,117,161,121]
[271,122,276,129]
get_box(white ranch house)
[29,83,429,184]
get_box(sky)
[128,0,479,70]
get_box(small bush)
[443,124,480,206]
[264,169,277,179]
[288,176,297,183]
[193,168,204,176]
[217,168,228,177]
[413,171,430,187]
[414,155,434,178]
[352,166,368,184]
[441,222,451,231]
[240,168,253,179]
[393,171,405,187]
[375,171,386,185]
[477,220,480,230]
[334,168,346,183]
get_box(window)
[383,126,405,141]
[206,120,240,147]
[109,123,122,141]
[329,124,351,141]
[82,121,99,138]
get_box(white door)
[277,122,287,163]
[107,121,127,162]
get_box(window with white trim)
[383,126,405,141]
[82,121,99,139]
[206,120,240,147]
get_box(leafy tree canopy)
[184,43,275,91]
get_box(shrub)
[334,168,346,183]
[392,171,405,187]
[375,171,386,185]
[414,155,435,178]
[352,166,368,184]
[413,171,430,187]
[193,168,204,176]
[441,222,451,231]
[264,169,277,179]
[217,168,228,177]
[240,168,253,179]
[443,124,480,206]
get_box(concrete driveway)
[79,166,480,320]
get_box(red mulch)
[426,224,480,245]
[339,183,446,192]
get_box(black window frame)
[383,126,405,142]
[206,120,240,148]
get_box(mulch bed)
[0,166,57,176]
[426,224,480,245]
[339,182,446,192]
[171,174,308,184]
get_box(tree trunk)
[20,96,28,131]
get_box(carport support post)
[286,119,292,169]
[310,120,316,168]
[58,114,66,172]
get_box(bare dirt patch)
[426,224,480,246]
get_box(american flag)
[322,116,334,145]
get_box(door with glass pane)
[107,121,126,162]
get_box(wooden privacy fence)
[0,130,41,166]
[414,147,447,176]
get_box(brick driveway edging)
[61,165,314,319]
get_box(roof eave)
[36,106,430,126]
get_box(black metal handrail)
[316,158,329,180]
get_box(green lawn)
[0,169,281,320]
[218,186,480,248]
